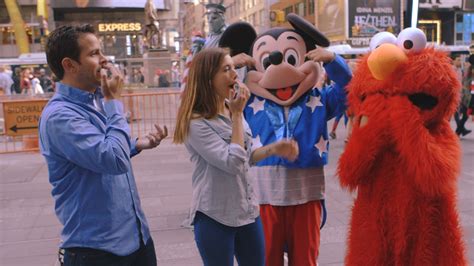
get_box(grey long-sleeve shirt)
[184,115,260,227]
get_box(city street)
[1,119,473,266]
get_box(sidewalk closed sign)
[3,100,48,136]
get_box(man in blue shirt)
[39,24,167,266]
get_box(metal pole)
[5,0,30,54]
[411,0,419,28]
[178,0,185,82]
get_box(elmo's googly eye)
[369,32,397,51]
[284,49,299,66]
[396,28,426,53]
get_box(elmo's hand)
[338,94,392,190]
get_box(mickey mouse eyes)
[396,28,426,53]
[259,49,299,70]
[284,49,299,66]
[369,32,397,51]
[261,54,271,70]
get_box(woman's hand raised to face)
[228,81,250,115]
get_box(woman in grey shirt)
[174,48,298,266]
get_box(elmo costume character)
[338,28,467,265]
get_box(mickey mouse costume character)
[338,28,467,265]
[220,14,352,266]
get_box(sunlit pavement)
[0,119,473,266]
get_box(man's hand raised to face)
[101,63,124,100]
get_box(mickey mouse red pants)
[260,200,322,266]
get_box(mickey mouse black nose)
[269,51,283,65]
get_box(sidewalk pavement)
[1,119,473,266]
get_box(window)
[250,13,256,26]
[308,0,315,15]
[255,12,260,26]
[295,2,305,17]
[284,6,294,18]
[454,12,474,45]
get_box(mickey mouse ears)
[219,22,257,56]
[287,13,330,48]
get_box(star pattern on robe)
[306,95,324,113]
[249,97,266,115]
[314,136,328,157]
[252,135,263,149]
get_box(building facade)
[418,0,473,45]
[0,0,181,59]
[0,0,51,57]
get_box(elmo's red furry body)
[338,47,467,265]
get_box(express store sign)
[98,23,142,32]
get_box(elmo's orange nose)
[368,43,408,80]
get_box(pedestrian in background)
[38,68,54,92]
[31,71,44,94]
[39,24,168,266]
[11,67,22,94]
[173,48,299,266]
[0,65,13,95]
[158,70,170,87]
[453,54,471,137]
[20,68,32,94]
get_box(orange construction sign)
[3,100,48,136]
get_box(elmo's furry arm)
[389,96,461,196]
[337,94,390,191]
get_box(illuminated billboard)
[348,0,401,47]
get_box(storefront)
[96,22,145,58]
[418,0,463,45]
[50,0,166,59]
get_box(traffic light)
[269,10,285,23]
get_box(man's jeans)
[63,238,157,266]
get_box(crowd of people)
[0,66,54,95]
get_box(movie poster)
[317,0,346,41]
[348,0,401,47]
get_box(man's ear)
[61,58,77,74]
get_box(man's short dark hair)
[45,24,95,80]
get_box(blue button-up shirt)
[39,83,150,256]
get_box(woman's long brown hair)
[173,48,229,144]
